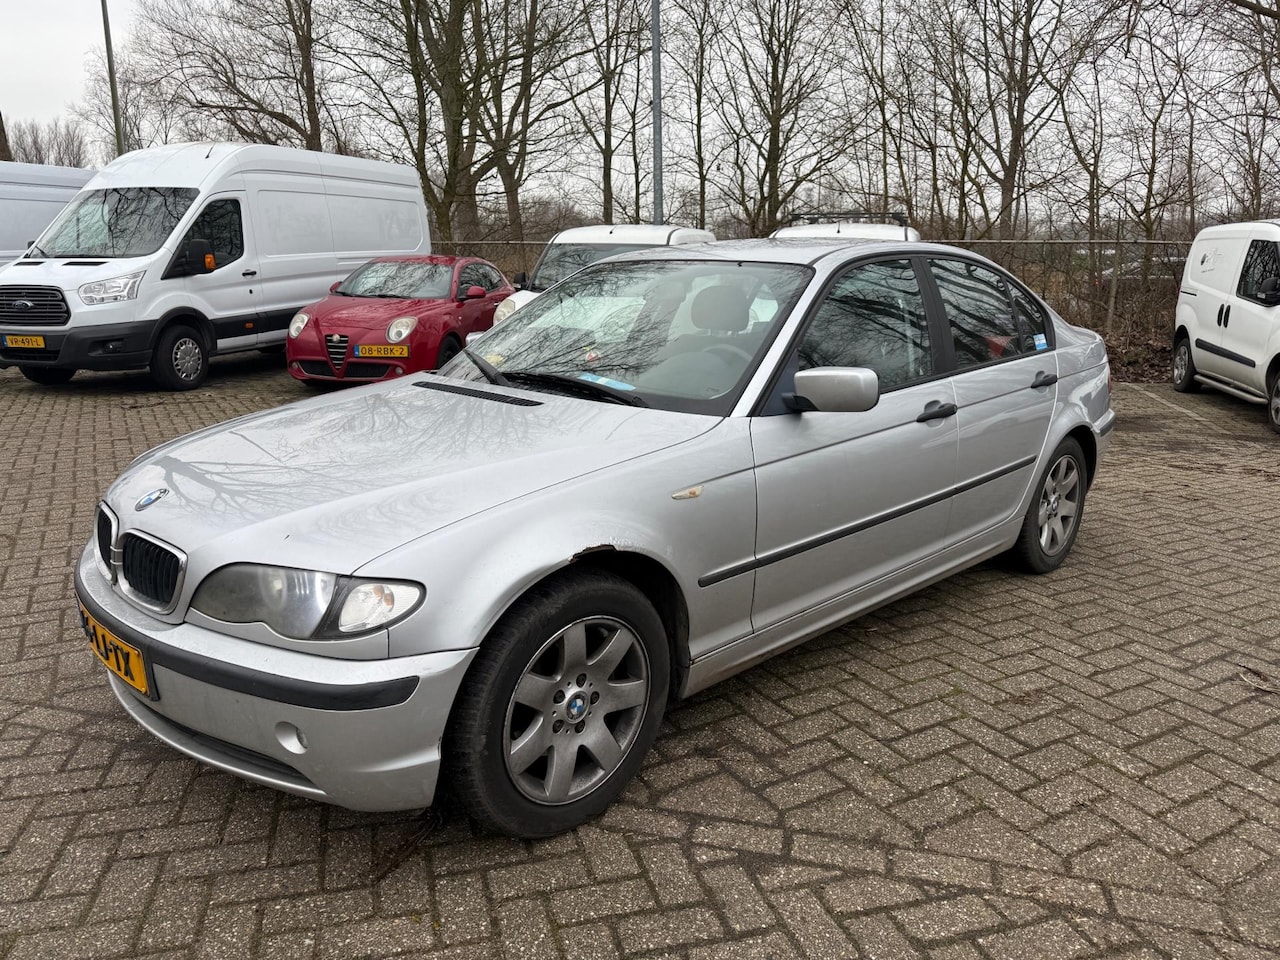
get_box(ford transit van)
[1173,221,1280,432]
[0,161,94,263]
[0,143,430,389]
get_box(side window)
[183,199,244,269]
[1237,239,1280,302]
[797,259,932,391]
[459,265,483,293]
[478,265,504,290]
[930,259,1041,368]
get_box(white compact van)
[770,212,920,242]
[1173,221,1280,432]
[0,143,430,389]
[0,162,95,263]
[493,223,716,324]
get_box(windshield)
[442,258,812,415]
[338,261,453,299]
[31,187,198,258]
[529,242,658,290]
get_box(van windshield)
[30,187,199,259]
[529,243,657,291]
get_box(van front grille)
[325,334,348,368]
[0,286,71,326]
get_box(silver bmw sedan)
[76,238,1114,837]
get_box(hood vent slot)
[12,260,43,266]
[63,260,109,266]
[413,379,542,406]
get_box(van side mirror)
[187,239,216,275]
[329,281,342,293]
[1260,276,1280,306]
[513,271,528,289]
[784,367,880,413]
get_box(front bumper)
[75,546,476,811]
[0,319,156,370]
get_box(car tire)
[436,335,461,369]
[151,325,208,391]
[1011,437,1087,575]
[445,570,670,838]
[1172,336,1200,393]
[19,366,75,386]
[1268,369,1280,435]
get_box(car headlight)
[288,312,310,338]
[190,563,424,639]
[79,271,144,305]
[493,298,518,325]
[386,316,418,343]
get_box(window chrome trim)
[95,502,118,584]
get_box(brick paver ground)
[2,357,1279,959]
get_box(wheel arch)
[151,308,214,354]
[1066,423,1098,487]
[1267,352,1280,391]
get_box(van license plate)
[79,601,150,696]
[354,344,408,358]
[3,335,45,348]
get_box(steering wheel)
[703,343,754,365]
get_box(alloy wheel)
[1037,454,1080,557]
[1174,342,1189,385]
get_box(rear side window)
[798,258,932,391]
[1237,239,1280,303]
[929,259,1049,368]
[183,199,244,268]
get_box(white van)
[493,223,716,324]
[0,143,430,389]
[0,161,94,263]
[1173,221,1280,432]
[770,212,920,242]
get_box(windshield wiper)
[461,347,510,387]
[503,371,648,407]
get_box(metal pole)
[101,0,125,157]
[651,0,663,224]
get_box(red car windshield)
[337,261,453,299]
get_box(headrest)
[691,284,750,333]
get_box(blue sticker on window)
[577,372,636,391]
[1034,333,1048,351]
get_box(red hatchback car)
[286,255,513,384]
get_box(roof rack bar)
[785,210,911,228]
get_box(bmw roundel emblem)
[134,488,169,511]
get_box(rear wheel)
[1268,370,1280,435]
[151,325,208,391]
[446,571,669,838]
[19,366,75,386]
[1011,438,1087,574]
[1172,336,1200,393]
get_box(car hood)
[0,254,155,292]
[105,378,716,575]
[311,295,445,329]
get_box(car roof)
[367,254,478,267]
[600,237,984,269]
[549,224,717,244]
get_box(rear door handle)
[1216,304,1224,326]
[242,270,258,277]
[1031,371,1058,388]
[1224,304,1231,328]
[917,401,958,423]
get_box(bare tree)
[0,112,11,162]
[7,118,90,166]
[667,0,724,229]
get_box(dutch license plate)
[354,344,408,358]
[3,335,45,349]
[79,601,150,696]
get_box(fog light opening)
[275,721,309,754]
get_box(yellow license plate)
[3,335,45,348]
[79,602,149,696]
[354,344,408,358]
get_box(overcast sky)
[0,0,139,126]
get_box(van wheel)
[1172,337,1200,393]
[19,366,75,386]
[152,325,208,391]
[436,336,461,369]
[445,571,669,838]
[1268,371,1280,435]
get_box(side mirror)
[785,367,880,413]
[187,238,216,275]
[1260,276,1280,306]
[465,284,486,300]
[465,331,485,346]
[329,281,342,294]
[513,271,528,289]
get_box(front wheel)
[445,571,670,838]
[19,366,75,386]
[1268,371,1280,435]
[1172,337,1200,393]
[435,336,461,369]
[1011,438,1088,574]
[151,325,208,391]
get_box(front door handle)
[1031,371,1058,388]
[1217,304,1224,326]
[917,400,958,423]
[1224,304,1231,328]
[242,269,258,277]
